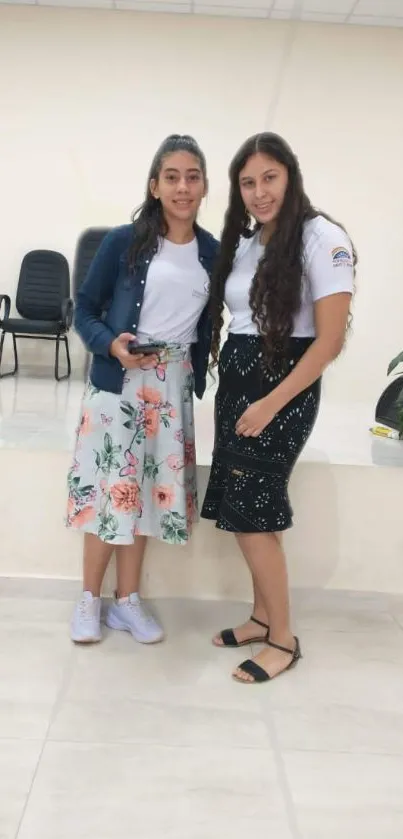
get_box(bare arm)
[236,292,352,437]
[270,292,351,409]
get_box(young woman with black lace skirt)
[202,133,355,685]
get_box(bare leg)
[251,567,269,623]
[107,536,163,644]
[233,532,296,682]
[115,536,148,598]
[213,532,282,646]
[83,533,114,596]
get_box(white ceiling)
[1,0,403,28]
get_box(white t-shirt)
[136,237,210,344]
[225,215,354,338]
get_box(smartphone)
[128,341,166,356]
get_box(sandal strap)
[218,620,270,648]
[219,628,238,647]
[267,636,301,659]
[250,616,270,631]
[237,659,271,683]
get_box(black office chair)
[73,227,111,298]
[0,249,73,381]
[72,227,111,380]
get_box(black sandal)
[233,636,302,683]
[214,616,270,648]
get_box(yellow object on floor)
[370,425,400,440]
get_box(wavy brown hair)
[210,132,356,367]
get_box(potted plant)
[387,351,403,439]
[375,351,403,439]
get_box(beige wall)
[0,6,402,404]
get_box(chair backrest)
[73,227,111,300]
[16,250,70,321]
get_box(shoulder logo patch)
[331,246,353,268]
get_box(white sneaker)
[70,591,102,643]
[105,593,164,644]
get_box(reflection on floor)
[2,589,403,839]
[1,371,403,468]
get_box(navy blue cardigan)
[74,224,219,398]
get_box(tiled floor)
[1,590,403,839]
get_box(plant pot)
[375,375,403,434]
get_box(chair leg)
[65,336,71,378]
[0,332,19,378]
[55,335,71,382]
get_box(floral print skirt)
[66,345,197,545]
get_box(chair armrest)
[0,294,11,321]
[61,297,74,329]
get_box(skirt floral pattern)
[66,345,197,545]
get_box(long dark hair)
[210,132,357,367]
[128,134,207,269]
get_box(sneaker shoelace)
[79,599,97,621]
[127,599,154,626]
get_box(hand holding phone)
[128,341,166,356]
[109,333,160,370]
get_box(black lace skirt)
[201,334,321,533]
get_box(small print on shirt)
[330,246,353,269]
[192,278,210,299]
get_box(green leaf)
[80,485,94,494]
[160,511,187,544]
[123,420,137,430]
[387,352,403,376]
[170,511,187,526]
[105,514,119,531]
[100,456,120,476]
[144,455,156,478]
[120,401,135,417]
[161,525,188,545]
[104,432,113,454]
[94,451,101,469]
[98,528,116,542]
